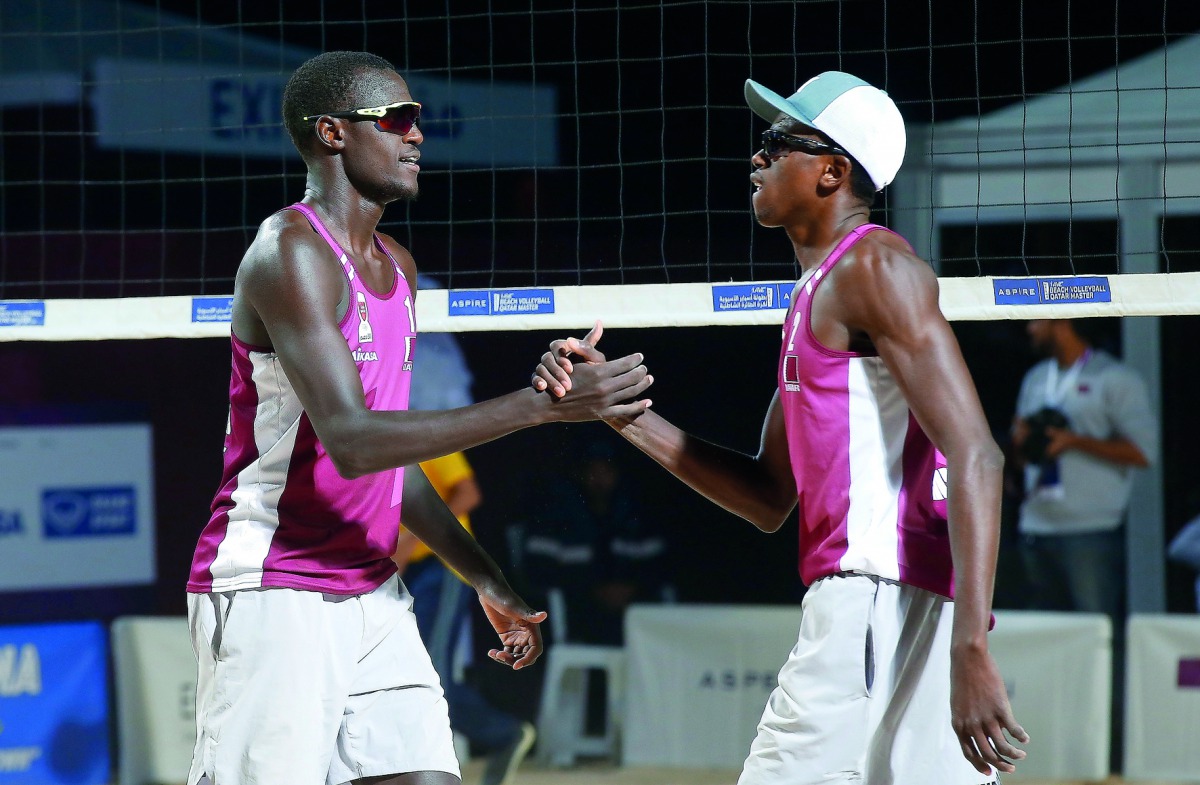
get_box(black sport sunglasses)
[302,101,422,136]
[760,129,847,160]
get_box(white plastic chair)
[534,587,626,767]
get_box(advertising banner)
[0,424,155,591]
[623,604,801,768]
[0,621,109,785]
[91,58,558,166]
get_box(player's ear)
[312,116,348,152]
[822,155,853,189]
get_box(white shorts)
[738,573,997,785]
[187,574,460,785]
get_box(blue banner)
[448,288,556,317]
[711,283,791,312]
[191,296,234,323]
[41,487,137,538]
[993,276,1112,305]
[0,303,46,328]
[0,622,109,785]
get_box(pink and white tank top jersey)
[779,223,953,598]
[188,202,417,595]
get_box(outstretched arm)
[400,466,546,669]
[234,218,653,480]
[533,323,798,532]
[838,245,1028,775]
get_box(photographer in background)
[1011,318,1157,617]
[1011,317,1157,771]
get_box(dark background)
[3,1,1200,660]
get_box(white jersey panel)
[841,356,905,580]
[209,352,304,591]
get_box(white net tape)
[4,271,1198,341]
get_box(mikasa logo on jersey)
[353,349,379,362]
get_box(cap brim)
[744,79,817,127]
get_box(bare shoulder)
[832,228,943,333]
[238,209,340,289]
[837,229,936,290]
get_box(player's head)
[744,72,905,204]
[280,51,417,159]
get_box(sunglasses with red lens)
[303,101,422,136]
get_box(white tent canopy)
[898,32,1200,239]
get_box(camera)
[1020,407,1069,464]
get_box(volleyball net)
[4,1,1200,340]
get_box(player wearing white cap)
[532,71,1028,784]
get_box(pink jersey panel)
[188,203,416,595]
[778,224,954,598]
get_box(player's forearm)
[415,520,507,589]
[946,443,1005,648]
[608,410,795,531]
[400,470,509,588]
[322,389,551,478]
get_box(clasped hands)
[531,321,653,420]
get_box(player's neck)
[301,182,386,257]
[788,207,871,272]
[1055,339,1090,369]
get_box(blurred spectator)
[1168,514,1200,612]
[1011,318,1157,618]
[1011,317,1158,773]
[519,436,671,646]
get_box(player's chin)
[750,202,781,229]
[384,179,419,204]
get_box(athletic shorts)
[187,574,460,785]
[738,573,998,785]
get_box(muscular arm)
[536,324,797,532]
[607,394,797,532]
[233,215,652,479]
[839,249,1001,655]
[399,467,500,588]
[400,466,546,668]
[394,472,481,573]
[835,241,1027,772]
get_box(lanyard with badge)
[1033,350,1091,499]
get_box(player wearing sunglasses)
[185,51,652,785]
[532,71,1029,785]
[303,100,424,136]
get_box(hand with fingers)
[477,584,548,670]
[531,321,653,420]
[532,321,611,398]
[950,646,1029,776]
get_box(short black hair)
[282,51,397,157]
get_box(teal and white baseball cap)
[744,72,906,191]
